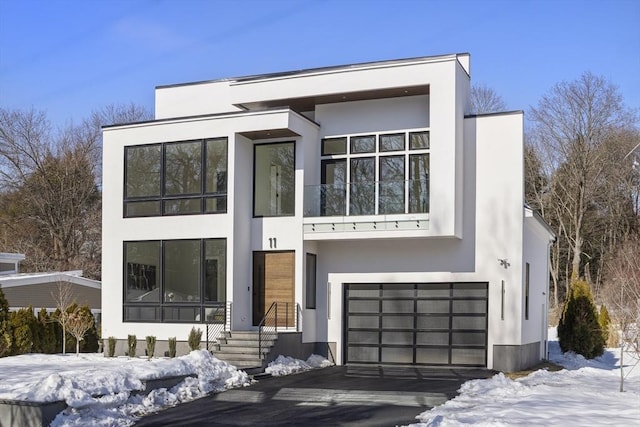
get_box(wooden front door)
[253,251,295,326]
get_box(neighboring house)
[0,253,25,276]
[102,53,554,371]
[0,253,101,323]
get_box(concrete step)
[220,339,276,347]
[221,359,264,369]
[212,351,265,360]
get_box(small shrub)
[146,336,156,358]
[598,304,611,345]
[107,337,117,357]
[127,334,137,357]
[168,337,176,358]
[188,327,202,351]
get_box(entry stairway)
[210,331,277,372]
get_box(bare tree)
[52,281,76,354]
[530,72,636,285]
[66,308,94,355]
[470,83,507,114]
[0,104,151,279]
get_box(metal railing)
[303,178,429,217]
[205,301,232,351]
[257,302,300,357]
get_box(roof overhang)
[236,85,430,112]
[0,271,101,290]
[524,205,556,242]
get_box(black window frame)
[122,238,227,323]
[305,253,317,309]
[123,138,228,218]
[253,141,296,218]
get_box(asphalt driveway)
[135,365,496,427]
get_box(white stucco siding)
[155,80,241,120]
[230,57,454,107]
[315,96,429,137]
[523,213,554,351]
[471,112,525,353]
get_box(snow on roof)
[0,252,26,262]
[0,271,100,289]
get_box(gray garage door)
[345,283,488,367]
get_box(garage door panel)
[345,282,488,367]
[416,316,450,329]
[348,331,379,345]
[382,286,414,297]
[452,300,486,314]
[452,331,486,346]
[451,348,486,365]
[416,331,449,345]
[417,284,450,297]
[381,347,413,363]
[453,283,489,297]
[452,316,486,329]
[348,315,379,328]
[382,315,414,329]
[417,299,450,313]
[416,347,450,364]
[348,346,378,362]
[382,331,414,345]
[382,299,413,312]
[349,300,380,313]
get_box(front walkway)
[135,365,496,426]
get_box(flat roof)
[156,52,469,90]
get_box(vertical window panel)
[125,145,161,198]
[205,239,226,302]
[164,141,202,196]
[379,156,405,214]
[164,240,201,302]
[306,253,317,309]
[350,157,375,215]
[206,138,227,194]
[409,154,429,213]
[254,142,295,217]
[124,241,160,302]
[321,160,347,216]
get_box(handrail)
[205,301,231,352]
[257,302,301,357]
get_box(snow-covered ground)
[411,328,640,427]
[0,351,332,426]
[2,330,638,427]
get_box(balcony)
[303,179,429,239]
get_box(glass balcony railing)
[304,179,429,217]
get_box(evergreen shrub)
[558,279,605,359]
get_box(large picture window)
[254,142,295,217]
[318,130,430,216]
[123,239,226,323]
[124,138,227,217]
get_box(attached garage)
[344,283,488,367]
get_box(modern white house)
[102,53,554,371]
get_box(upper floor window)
[314,130,429,217]
[124,138,227,217]
[254,142,295,217]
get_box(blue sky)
[1,0,638,128]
